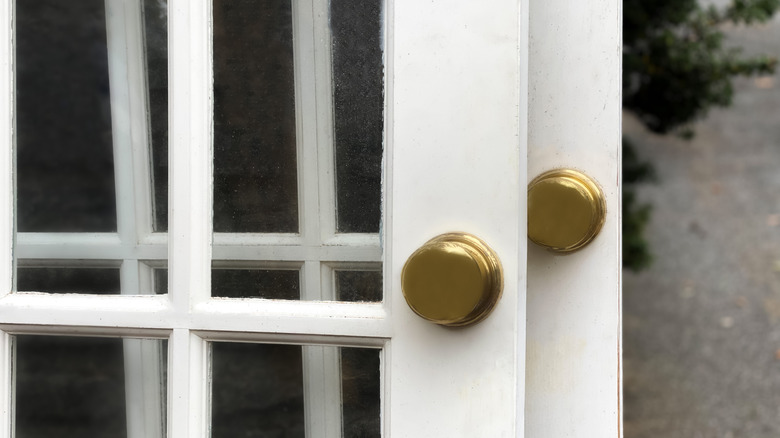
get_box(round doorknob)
[528,169,606,253]
[401,233,503,327]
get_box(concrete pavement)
[623,11,780,438]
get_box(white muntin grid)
[0,1,389,437]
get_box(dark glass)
[213,0,299,233]
[16,267,121,294]
[212,268,300,299]
[336,270,382,302]
[341,348,381,438]
[153,267,168,294]
[15,336,127,437]
[145,0,169,232]
[16,0,117,232]
[15,335,167,437]
[331,0,384,233]
[211,342,305,437]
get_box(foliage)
[624,0,778,135]
[622,0,779,270]
[622,138,655,271]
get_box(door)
[0,0,621,437]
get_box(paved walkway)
[623,11,780,438]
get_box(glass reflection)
[16,0,117,232]
[14,335,167,438]
[212,0,299,233]
[331,0,384,233]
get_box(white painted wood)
[105,0,152,247]
[0,0,12,301]
[104,5,166,433]
[168,0,212,310]
[0,292,390,338]
[194,332,386,349]
[292,0,323,251]
[525,0,622,436]
[15,240,166,261]
[310,0,338,242]
[0,333,11,438]
[302,345,343,438]
[516,0,531,429]
[0,0,623,436]
[212,244,381,263]
[16,232,123,246]
[388,0,525,436]
[168,329,208,438]
[138,261,157,294]
[123,338,165,438]
[15,233,379,263]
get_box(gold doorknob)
[401,233,503,327]
[528,169,606,253]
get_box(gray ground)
[622,10,780,438]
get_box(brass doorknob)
[401,233,503,327]
[528,169,606,253]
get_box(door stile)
[517,0,531,431]
[0,1,13,436]
[0,0,12,300]
[0,333,10,438]
[389,0,525,436]
[525,0,622,436]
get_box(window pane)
[212,268,300,299]
[213,0,299,233]
[336,270,382,302]
[210,343,381,437]
[341,348,381,438]
[145,0,170,232]
[211,342,305,437]
[14,335,167,438]
[16,267,121,294]
[153,267,168,295]
[16,0,117,232]
[331,0,384,233]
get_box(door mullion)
[302,345,343,438]
[293,0,321,248]
[293,2,345,436]
[0,332,12,438]
[168,0,211,436]
[105,0,151,246]
[124,338,165,438]
[311,0,338,242]
[106,19,161,427]
[0,0,12,300]
[168,0,212,309]
[168,328,208,438]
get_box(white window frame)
[0,0,389,437]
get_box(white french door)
[0,0,621,437]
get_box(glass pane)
[331,0,384,233]
[213,0,299,233]
[14,335,167,438]
[211,342,305,437]
[16,0,117,232]
[16,267,121,294]
[153,267,168,295]
[211,343,381,437]
[145,0,170,232]
[336,270,382,302]
[212,268,300,299]
[341,348,381,438]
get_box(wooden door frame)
[526,0,623,436]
